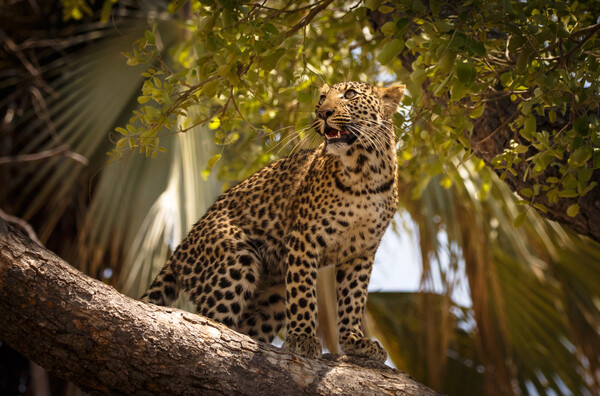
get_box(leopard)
[141,81,405,362]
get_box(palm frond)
[372,156,600,395]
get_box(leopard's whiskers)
[268,125,314,156]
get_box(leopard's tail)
[140,260,180,306]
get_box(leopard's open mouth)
[324,126,357,144]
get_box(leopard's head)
[313,81,405,147]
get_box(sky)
[370,212,473,309]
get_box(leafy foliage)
[109,0,384,184]
[108,0,599,222]
[388,161,600,395]
[3,0,599,395]
[375,0,600,221]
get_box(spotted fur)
[141,81,405,362]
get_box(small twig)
[550,22,600,71]
[229,87,258,132]
[285,0,335,39]
[243,1,324,13]
[177,106,225,134]
[0,144,88,166]
[0,208,42,246]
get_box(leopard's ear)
[374,84,405,118]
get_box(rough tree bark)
[0,220,441,396]
[469,96,600,243]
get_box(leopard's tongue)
[326,128,348,139]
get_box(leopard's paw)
[282,333,322,359]
[341,337,387,363]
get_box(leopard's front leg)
[281,229,322,359]
[335,255,387,362]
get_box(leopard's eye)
[318,95,326,105]
[344,89,357,99]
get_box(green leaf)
[209,117,221,130]
[456,62,476,86]
[594,150,600,169]
[365,0,384,10]
[412,0,426,13]
[470,104,485,119]
[546,177,560,184]
[513,211,527,228]
[450,80,466,101]
[515,144,529,154]
[434,20,453,33]
[438,51,457,73]
[261,48,286,71]
[197,16,216,34]
[581,181,598,196]
[520,188,533,198]
[467,39,486,57]
[223,132,239,145]
[381,22,396,36]
[569,146,592,167]
[430,0,441,14]
[410,68,427,84]
[377,39,405,65]
[395,17,410,31]
[167,0,187,13]
[566,203,580,217]
[515,48,530,74]
[217,64,232,77]
[559,189,578,198]
[378,5,395,13]
[523,115,536,138]
[262,23,279,35]
[448,34,467,50]
[207,153,222,169]
[573,116,590,136]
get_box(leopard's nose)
[317,108,333,120]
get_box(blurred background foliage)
[0,0,599,395]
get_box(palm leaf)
[371,157,600,395]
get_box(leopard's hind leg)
[141,259,179,306]
[236,283,286,343]
[189,248,263,328]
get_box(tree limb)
[0,219,441,396]
[0,208,42,245]
[0,144,88,166]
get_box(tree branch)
[0,144,88,166]
[284,0,335,39]
[0,220,441,396]
[0,208,42,245]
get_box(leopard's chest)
[315,184,397,265]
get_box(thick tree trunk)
[470,98,600,243]
[0,220,441,396]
